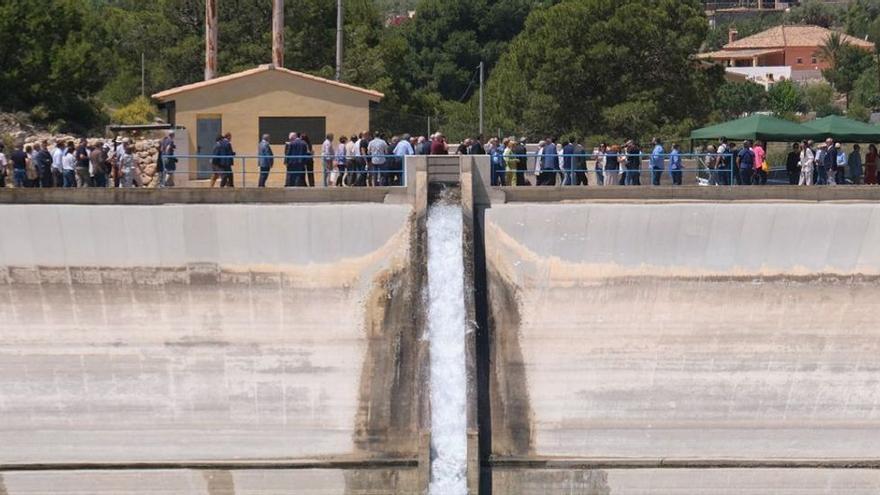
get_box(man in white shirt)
[51,140,64,187]
[321,134,334,187]
[368,133,389,186]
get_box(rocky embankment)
[2,113,162,187]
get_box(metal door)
[196,116,222,180]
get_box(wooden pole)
[205,0,218,80]
[272,0,284,68]
[335,0,343,80]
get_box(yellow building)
[152,64,383,186]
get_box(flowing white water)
[426,202,468,495]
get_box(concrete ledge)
[489,457,880,469]
[0,187,406,205]
[0,458,418,472]
[497,185,880,203]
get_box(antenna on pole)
[335,0,344,80]
[478,61,484,136]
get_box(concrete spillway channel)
[4,162,880,494]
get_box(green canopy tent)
[802,115,880,143]
[690,114,823,143]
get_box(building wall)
[170,69,375,187]
[785,46,827,70]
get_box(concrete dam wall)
[482,201,880,492]
[0,201,426,493]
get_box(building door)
[196,116,222,180]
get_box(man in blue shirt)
[737,140,755,186]
[650,137,665,186]
[669,143,683,185]
[392,133,413,186]
[257,134,274,188]
[561,138,576,186]
[538,137,559,186]
[285,133,309,187]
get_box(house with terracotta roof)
[152,64,383,186]
[699,25,874,86]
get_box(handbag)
[761,160,770,173]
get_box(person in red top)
[865,144,878,185]
[430,133,448,155]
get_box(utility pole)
[335,0,343,80]
[141,52,145,97]
[478,61,484,137]
[273,0,284,67]
[205,0,218,80]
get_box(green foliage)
[714,80,768,119]
[822,43,874,105]
[844,0,880,38]
[0,0,112,132]
[397,0,551,105]
[802,82,835,112]
[848,103,871,122]
[852,68,880,109]
[704,13,783,52]
[486,0,718,142]
[767,80,805,115]
[784,0,843,28]
[111,96,158,125]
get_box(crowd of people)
[2,129,878,188]
[0,132,178,189]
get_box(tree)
[485,0,719,142]
[767,80,804,116]
[821,43,874,107]
[0,0,111,131]
[785,0,842,28]
[714,80,768,119]
[802,82,835,113]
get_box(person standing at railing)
[849,144,863,185]
[573,139,588,186]
[650,138,665,186]
[786,142,801,186]
[335,136,348,187]
[51,139,64,188]
[865,144,878,185]
[60,142,77,188]
[753,140,767,185]
[669,143,683,186]
[344,135,357,186]
[368,133,389,187]
[321,134,334,187]
[218,132,235,188]
[285,133,308,188]
[258,134,274,188]
[160,131,177,188]
[818,138,835,185]
[513,138,528,186]
[624,140,641,186]
[561,138,575,186]
[74,139,90,188]
[393,133,414,187]
[715,138,730,186]
[594,144,605,186]
[89,141,108,188]
[537,137,558,186]
[0,143,7,188]
[503,138,518,187]
[799,140,815,186]
[604,144,619,186]
[833,142,846,185]
[36,142,54,188]
[736,140,755,185]
[490,139,506,186]
[210,135,224,188]
[302,134,315,187]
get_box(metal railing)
[482,153,818,186]
[175,154,409,188]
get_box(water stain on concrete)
[487,264,535,457]
[0,473,9,495]
[353,212,426,458]
[344,468,420,495]
[203,470,236,495]
[493,469,611,495]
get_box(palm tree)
[816,32,848,70]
